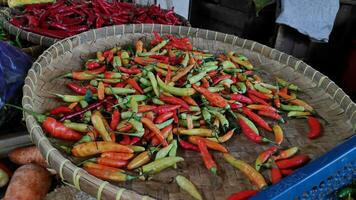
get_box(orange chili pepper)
[197,139,217,174]
[192,84,228,108]
[272,124,284,145]
[188,136,228,153]
[141,117,168,146]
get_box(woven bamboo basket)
[0,6,190,47]
[22,24,356,200]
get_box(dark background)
[189,0,356,100]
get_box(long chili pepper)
[257,110,284,123]
[223,153,267,189]
[155,112,174,124]
[273,147,299,161]
[278,92,313,111]
[238,118,269,144]
[188,136,228,153]
[110,109,120,130]
[83,162,124,173]
[151,125,173,146]
[271,167,282,184]
[192,84,228,108]
[49,105,72,115]
[307,116,322,139]
[141,156,184,175]
[66,82,97,95]
[154,105,181,114]
[84,167,135,182]
[177,128,213,137]
[157,76,196,96]
[100,152,134,161]
[207,129,235,143]
[91,111,113,142]
[127,150,152,170]
[272,124,284,145]
[275,155,310,169]
[227,190,258,200]
[178,138,199,152]
[247,93,269,106]
[197,139,217,174]
[127,78,144,94]
[90,157,128,168]
[72,141,133,157]
[141,117,168,146]
[159,95,189,110]
[247,104,277,112]
[248,89,272,100]
[255,147,278,171]
[175,175,203,200]
[242,107,272,131]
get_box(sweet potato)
[8,146,47,167]
[4,164,51,200]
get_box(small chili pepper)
[141,117,168,146]
[157,76,196,96]
[271,167,282,184]
[247,104,277,112]
[188,136,228,153]
[127,150,151,170]
[274,95,281,108]
[67,82,97,95]
[247,93,269,106]
[257,110,284,123]
[287,111,311,117]
[182,96,198,106]
[207,129,235,143]
[227,190,258,200]
[84,167,135,182]
[192,84,228,108]
[239,118,270,143]
[154,105,181,114]
[119,135,131,145]
[177,128,213,137]
[159,95,189,110]
[141,156,184,175]
[178,137,199,152]
[223,153,267,189]
[280,169,294,176]
[72,141,133,157]
[228,52,254,70]
[254,83,272,94]
[197,138,217,174]
[175,175,203,200]
[89,157,128,168]
[118,66,141,75]
[52,93,85,103]
[272,124,284,145]
[273,147,299,161]
[155,142,175,160]
[110,109,120,130]
[100,152,134,161]
[276,77,299,91]
[85,60,100,70]
[97,81,105,100]
[278,92,314,111]
[63,121,91,133]
[91,111,113,142]
[228,93,253,104]
[49,105,73,115]
[83,162,124,173]
[307,116,322,139]
[87,65,107,74]
[255,147,278,171]
[137,105,157,113]
[155,112,174,124]
[280,104,305,112]
[171,63,196,82]
[242,107,272,132]
[103,50,114,63]
[275,155,310,169]
[126,78,144,94]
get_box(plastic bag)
[0,41,32,126]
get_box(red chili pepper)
[115,81,128,88]
[66,82,96,95]
[207,70,217,78]
[212,74,231,85]
[110,109,120,130]
[230,103,243,110]
[257,110,284,123]
[151,124,173,146]
[197,138,217,174]
[201,78,210,88]
[229,94,253,104]
[103,50,114,62]
[178,138,199,152]
[247,93,269,106]
[172,110,178,123]
[159,95,189,110]
[192,84,228,108]
[165,66,172,84]
[154,105,181,114]
[276,155,311,169]
[307,116,322,139]
[255,146,278,171]
[43,117,82,141]
[141,117,168,146]
[271,167,282,184]
[127,78,144,94]
[119,135,131,145]
[118,66,141,74]
[149,55,169,64]
[118,123,133,132]
[238,118,269,143]
[248,89,271,100]
[129,137,141,145]
[95,157,128,168]
[138,105,157,113]
[87,65,107,74]
[182,96,198,106]
[242,107,272,131]
[85,60,100,69]
[49,105,73,115]
[280,169,294,176]
[227,190,258,200]
[154,112,174,124]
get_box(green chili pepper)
[147,71,160,97]
[221,60,236,69]
[280,104,305,112]
[287,111,311,117]
[189,106,201,112]
[64,121,91,132]
[139,77,151,86]
[231,85,239,93]
[105,87,136,95]
[79,100,91,123]
[142,156,184,174]
[201,65,218,73]
[112,56,122,68]
[254,83,272,94]
[90,80,98,87]
[207,87,225,93]
[276,77,299,91]
[236,113,259,135]
[180,113,201,120]
[209,110,229,131]
[155,143,174,160]
[202,107,212,123]
[121,111,142,120]
[143,86,153,93]
[53,94,85,102]
[120,51,130,66]
[203,61,218,67]
[237,82,247,93]
[157,76,195,96]
[179,120,200,128]
[127,145,146,152]
[154,67,169,76]
[128,97,138,113]
[224,68,242,74]
[127,95,147,102]
[189,71,207,84]
[181,52,189,67]
[219,79,233,87]
[152,98,165,105]
[175,175,203,200]
[259,82,278,90]
[150,39,169,52]
[156,118,174,129]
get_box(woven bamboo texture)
[22,24,356,200]
[0,7,190,47]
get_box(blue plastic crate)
[251,134,356,200]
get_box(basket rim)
[22,24,356,200]
[0,5,190,47]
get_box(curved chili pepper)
[255,146,278,171]
[273,147,299,161]
[157,76,196,96]
[72,141,133,157]
[66,82,97,95]
[238,118,269,144]
[178,138,199,152]
[307,116,322,139]
[197,139,217,174]
[175,175,203,200]
[192,84,228,108]
[272,124,284,145]
[127,78,144,94]
[49,105,72,115]
[142,156,184,175]
[227,190,258,200]
[248,89,272,100]
[141,117,168,146]
[228,93,253,104]
[247,93,269,106]
[242,107,272,132]
[43,117,82,141]
[118,66,141,74]
[159,95,189,110]
[90,157,128,168]
[275,155,310,169]
[257,110,284,123]
[188,136,228,153]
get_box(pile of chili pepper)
[10,0,183,39]
[17,33,324,200]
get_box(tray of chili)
[19,24,355,200]
[0,1,189,47]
